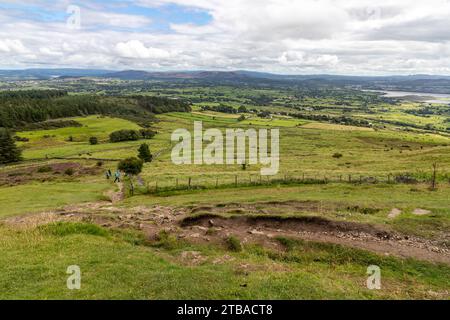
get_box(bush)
[89,136,98,145]
[152,230,179,250]
[225,236,242,252]
[118,157,143,176]
[110,129,140,143]
[139,129,157,139]
[37,166,52,173]
[64,168,75,176]
[14,136,29,142]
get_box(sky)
[1,0,450,75]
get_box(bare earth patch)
[388,208,402,219]
[3,200,448,265]
[413,208,432,216]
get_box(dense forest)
[0,90,191,128]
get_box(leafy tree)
[238,106,248,113]
[138,143,153,163]
[110,130,140,143]
[0,128,22,164]
[117,157,144,196]
[89,137,98,145]
[118,157,144,176]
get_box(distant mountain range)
[1,68,450,93]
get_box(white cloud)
[1,0,450,74]
[0,39,28,54]
[115,40,175,59]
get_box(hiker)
[114,170,121,183]
[105,170,111,180]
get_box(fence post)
[188,177,191,189]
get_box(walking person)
[114,170,121,183]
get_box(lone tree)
[138,143,153,163]
[117,157,144,196]
[0,128,22,164]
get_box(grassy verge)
[0,222,448,299]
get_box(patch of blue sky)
[0,2,67,23]
[0,1,212,32]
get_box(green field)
[0,85,449,300]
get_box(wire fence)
[144,172,450,195]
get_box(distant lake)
[365,90,450,104]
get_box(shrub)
[89,136,98,145]
[139,129,157,139]
[225,236,242,252]
[37,166,52,173]
[118,157,143,176]
[14,136,29,142]
[64,168,75,176]
[152,230,179,250]
[110,130,140,143]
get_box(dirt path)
[180,214,449,265]
[104,182,124,203]
[3,200,449,265]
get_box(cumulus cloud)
[1,0,450,74]
[115,40,175,59]
[0,39,28,54]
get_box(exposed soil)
[3,200,449,265]
[104,182,125,203]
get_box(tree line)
[0,90,192,128]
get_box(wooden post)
[348,174,352,183]
[188,177,191,189]
[431,163,438,190]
